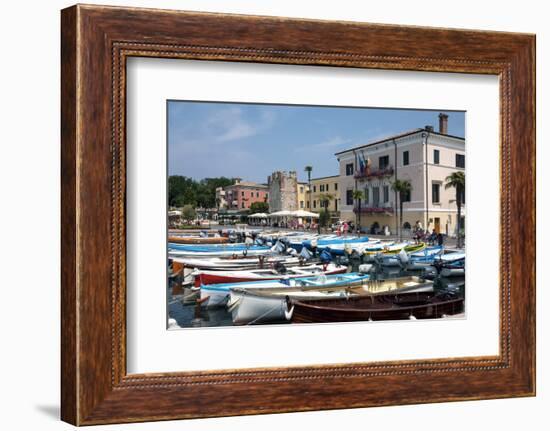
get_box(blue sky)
[168,101,465,183]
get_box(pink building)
[224,179,269,210]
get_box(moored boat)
[288,291,464,323]
[373,243,428,267]
[199,272,371,308]
[168,236,229,244]
[432,251,466,277]
[194,262,347,286]
[172,254,311,271]
[168,244,274,258]
[229,276,434,325]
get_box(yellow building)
[308,175,340,219]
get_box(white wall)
[0,0,546,430]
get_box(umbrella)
[290,210,320,218]
[248,213,268,218]
[269,210,293,217]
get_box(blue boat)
[168,242,269,252]
[303,236,369,250]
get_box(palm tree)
[391,179,412,241]
[304,165,313,211]
[318,193,334,231]
[445,171,465,248]
[352,189,364,236]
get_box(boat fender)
[284,296,294,320]
[358,264,372,274]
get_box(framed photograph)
[61,4,535,425]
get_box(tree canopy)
[168,176,235,208]
[249,201,269,214]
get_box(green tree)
[318,193,334,230]
[391,179,412,241]
[445,171,465,247]
[249,201,269,214]
[168,175,235,208]
[304,165,313,210]
[181,204,196,223]
[352,189,364,236]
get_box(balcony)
[353,206,394,214]
[354,166,394,180]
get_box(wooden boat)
[229,276,434,325]
[303,235,364,250]
[374,244,439,268]
[198,272,371,308]
[172,255,311,271]
[288,291,464,323]
[432,251,466,277]
[194,262,347,286]
[404,246,444,270]
[168,236,229,244]
[168,244,273,258]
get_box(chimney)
[425,125,434,132]
[438,113,449,134]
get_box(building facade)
[309,175,340,218]
[222,179,269,210]
[267,171,298,212]
[296,182,310,210]
[336,114,465,236]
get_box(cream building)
[296,182,310,210]
[308,175,340,220]
[335,114,465,236]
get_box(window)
[241,191,245,197]
[456,154,465,168]
[334,183,338,191]
[241,202,245,208]
[346,190,353,206]
[251,191,254,197]
[379,155,390,169]
[364,188,369,204]
[345,163,354,176]
[403,189,411,202]
[313,185,316,192]
[334,199,338,211]
[320,184,325,192]
[300,201,304,208]
[313,200,317,209]
[306,201,310,209]
[326,184,329,191]
[403,150,409,166]
[300,186,304,193]
[256,192,259,197]
[434,149,440,165]
[372,187,380,206]
[432,183,440,204]
[383,185,389,203]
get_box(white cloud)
[204,106,276,143]
[294,136,352,153]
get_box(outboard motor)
[398,248,409,265]
[274,261,287,274]
[300,246,313,261]
[358,263,373,274]
[320,249,332,263]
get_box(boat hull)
[290,292,464,323]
